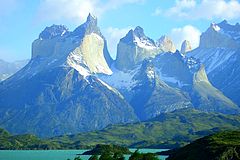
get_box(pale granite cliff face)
[115,26,159,71]
[32,13,112,75]
[156,35,176,53]
[66,32,112,75]
[181,40,192,55]
[0,16,240,139]
[192,65,239,114]
[0,14,137,137]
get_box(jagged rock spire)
[156,35,176,53]
[72,13,101,37]
[181,40,192,55]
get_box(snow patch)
[156,68,186,88]
[97,78,124,99]
[147,69,155,79]
[134,36,156,50]
[99,65,138,91]
[47,59,57,65]
[211,23,221,32]
[188,48,236,73]
[61,30,66,36]
[67,52,90,78]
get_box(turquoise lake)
[0,149,168,160]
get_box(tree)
[129,150,159,160]
[74,156,82,160]
[99,152,113,160]
[129,150,142,160]
[113,152,125,160]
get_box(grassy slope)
[0,128,59,150]
[1,108,239,150]
[166,131,240,160]
[51,108,240,149]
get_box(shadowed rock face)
[0,14,137,137]
[101,50,239,119]
[0,17,239,139]
[192,65,239,114]
[188,20,240,106]
[199,21,240,49]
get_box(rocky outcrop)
[130,60,193,120]
[0,14,137,137]
[180,40,192,55]
[115,26,159,71]
[199,21,240,49]
[32,13,112,75]
[188,20,240,106]
[192,65,239,114]
[156,35,176,53]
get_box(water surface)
[0,149,168,160]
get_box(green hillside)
[1,108,240,150]
[51,108,240,149]
[0,128,59,150]
[165,131,240,160]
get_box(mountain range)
[0,59,28,81]
[0,14,239,137]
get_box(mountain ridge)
[0,15,239,138]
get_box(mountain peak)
[39,25,69,39]
[116,26,158,70]
[181,40,192,55]
[219,19,228,25]
[159,35,168,41]
[86,13,97,25]
[210,23,221,32]
[120,27,155,47]
[72,13,101,37]
[87,13,97,21]
[199,21,240,49]
[134,26,145,37]
[156,35,176,53]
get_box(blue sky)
[0,0,240,61]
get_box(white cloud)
[169,25,201,50]
[157,0,240,20]
[37,0,100,23]
[192,0,240,20]
[37,0,144,23]
[103,27,132,59]
[166,0,196,17]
